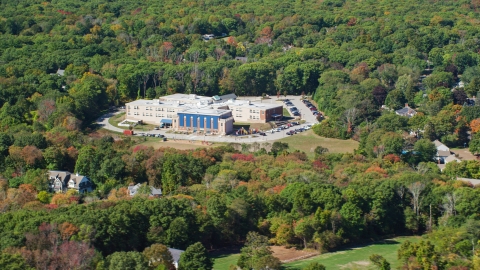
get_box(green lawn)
[108,112,156,131]
[284,236,421,270]
[211,236,420,270]
[212,253,240,270]
[283,107,291,117]
[278,130,359,157]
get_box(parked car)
[286,103,294,106]
[283,99,290,102]
[275,127,282,132]
[154,127,159,130]
[259,132,266,136]
[269,129,275,134]
[155,134,164,138]
[313,111,319,116]
[291,121,300,125]
[293,111,300,116]
[286,130,296,135]
[295,128,304,133]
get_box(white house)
[127,183,162,197]
[433,140,450,152]
[168,248,184,269]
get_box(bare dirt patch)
[271,246,319,263]
[451,148,477,161]
[140,138,219,150]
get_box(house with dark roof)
[127,183,162,197]
[48,171,93,193]
[395,104,417,118]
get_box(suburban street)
[97,95,319,144]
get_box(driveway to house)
[98,96,319,144]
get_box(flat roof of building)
[218,99,282,110]
[178,108,232,116]
[159,94,212,104]
[126,97,282,110]
[126,99,194,108]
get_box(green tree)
[106,251,149,270]
[294,216,316,249]
[413,139,437,162]
[143,244,175,269]
[179,242,214,270]
[303,262,326,270]
[166,217,190,249]
[369,254,391,270]
[68,72,109,123]
[0,253,32,270]
[237,232,281,270]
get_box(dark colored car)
[293,111,300,116]
[259,132,266,136]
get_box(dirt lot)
[451,148,477,161]
[271,246,319,263]
[140,138,219,150]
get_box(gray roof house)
[395,104,417,118]
[127,183,162,197]
[48,171,93,193]
[168,248,184,269]
[433,140,450,152]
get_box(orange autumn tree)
[470,118,480,133]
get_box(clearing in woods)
[279,130,359,156]
[211,236,421,270]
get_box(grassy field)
[278,130,359,156]
[212,236,421,270]
[212,253,240,270]
[284,236,421,270]
[108,112,156,131]
[283,107,291,117]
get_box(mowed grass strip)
[278,130,359,156]
[283,236,421,270]
[212,253,240,270]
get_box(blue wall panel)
[178,113,221,129]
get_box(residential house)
[445,155,460,164]
[434,140,450,152]
[395,104,417,118]
[457,177,480,186]
[234,56,248,63]
[127,183,162,197]
[433,140,451,163]
[168,248,184,269]
[48,171,93,193]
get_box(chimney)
[405,103,409,108]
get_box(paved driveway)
[98,96,319,144]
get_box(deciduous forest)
[2,0,480,269]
